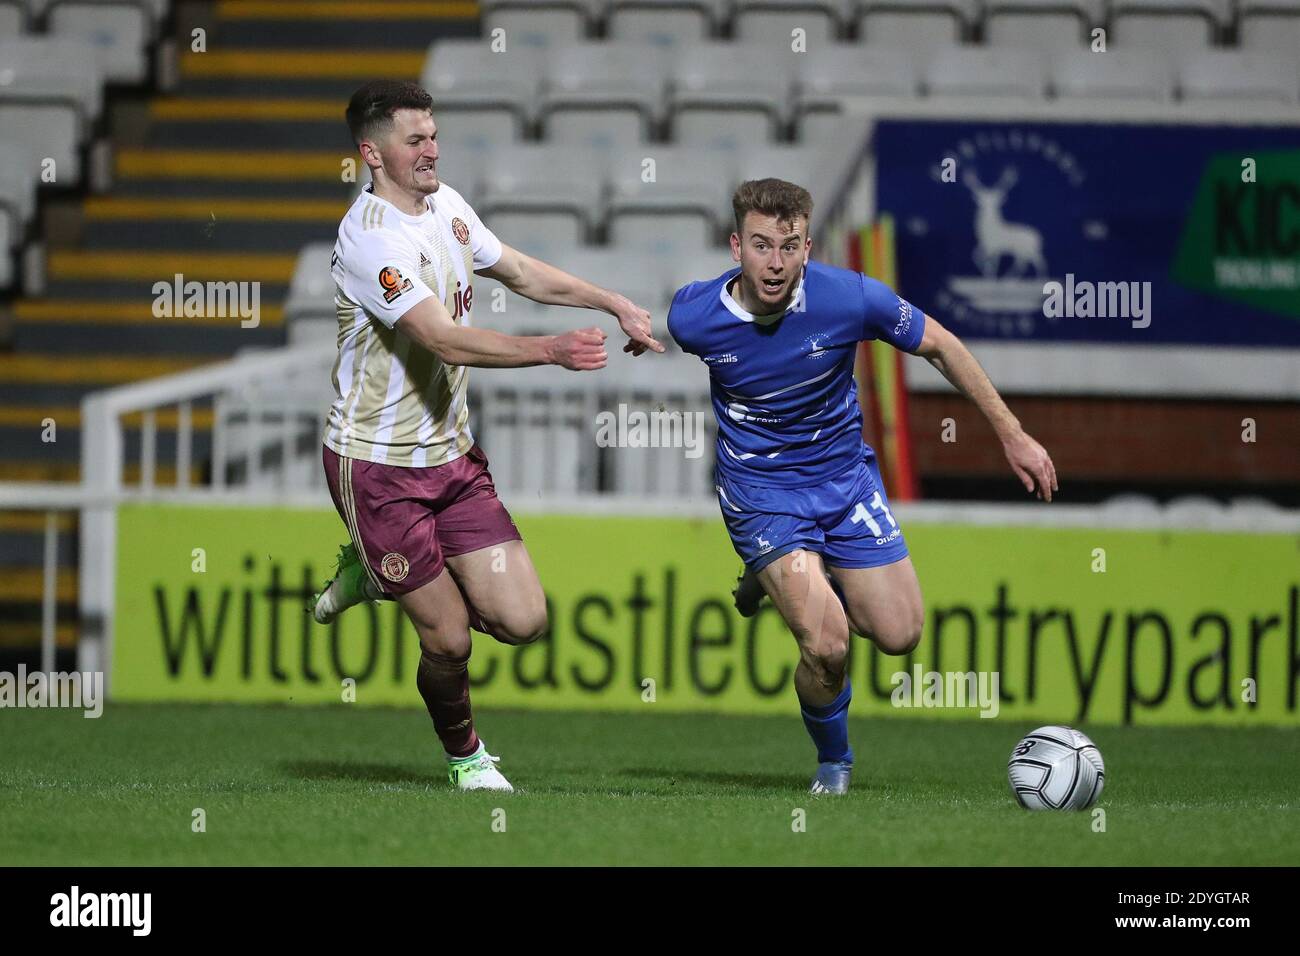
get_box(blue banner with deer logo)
[873,119,1300,346]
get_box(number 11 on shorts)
[850,492,896,538]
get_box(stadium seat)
[983,0,1101,48]
[795,42,922,105]
[435,108,523,156]
[854,0,975,47]
[283,243,337,325]
[480,0,592,47]
[605,0,719,45]
[924,46,1046,99]
[422,41,544,128]
[735,143,813,187]
[1049,47,1173,100]
[1238,0,1300,53]
[46,0,156,85]
[539,42,671,148]
[668,42,794,147]
[607,211,720,256]
[547,247,669,313]
[545,109,650,152]
[606,144,733,237]
[468,279,556,337]
[485,211,590,257]
[478,145,608,232]
[793,43,920,140]
[731,1,850,45]
[1109,0,1226,53]
[0,37,104,187]
[0,141,38,289]
[1178,51,1299,104]
[0,1,26,35]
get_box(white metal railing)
[0,484,119,676]
[69,340,721,684]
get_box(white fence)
[64,340,717,682]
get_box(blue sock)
[800,680,853,765]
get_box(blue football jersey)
[667,260,926,488]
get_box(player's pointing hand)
[551,326,608,371]
[1002,429,1058,502]
[611,296,665,356]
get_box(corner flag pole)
[856,216,920,501]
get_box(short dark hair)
[732,178,813,235]
[346,80,433,145]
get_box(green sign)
[113,503,1300,726]
[1172,149,1300,318]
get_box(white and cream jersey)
[322,181,502,467]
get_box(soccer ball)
[1007,725,1105,811]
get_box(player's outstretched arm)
[913,315,1059,502]
[477,243,665,356]
[396,296,607,371]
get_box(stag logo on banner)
[924,132,1091,337]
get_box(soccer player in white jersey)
[311,80,664,792]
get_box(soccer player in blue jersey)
[667,179,1057,795]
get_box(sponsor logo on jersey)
[451,280,473,320]
[451,217,471,245]
[419,251,431,268]
[380,552,410,582]
[893,296,912,338]
[378,266,413,303]
[704,353,738,364]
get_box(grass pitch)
[1,703,1296,866]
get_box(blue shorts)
[716,452,909,574]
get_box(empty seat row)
[0,37,105,188]
[0,0,171,83]
[285,240,739,349]
[425,41,1300,153]
[338,138,859,260]
[435,140,860,253]
[481,0,1299,53]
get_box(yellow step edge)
[0,569,78,603]
[0,513,77,532]
[116,149,347,180]
[15,300,285,326]
[83,197,348,222]
[150,98,343,121]
[216,1,478,20]
[48,251,296,282]
[0,406,217,429]
[0,624,79,648]
[0,354,211,384]
[181,49,426,78]
[0,462,206,484]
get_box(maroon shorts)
[322,443,522,596]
